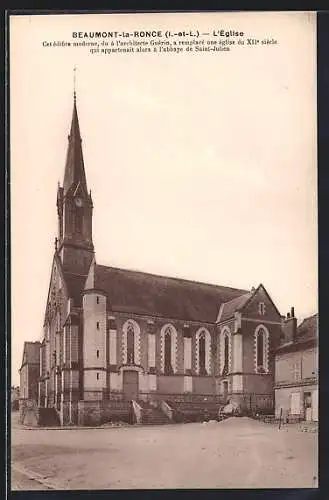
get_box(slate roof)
[295,314,318,344]
[276,313,318,353]
[21,341,41,367]
[93,265,248,323]
[63,98,88,196]
[218,292,253,322]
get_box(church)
[27,94,290,426]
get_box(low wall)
[78,400,133,426]
[136,392,223,403]
[239,393,274,413]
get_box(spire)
[73,66,77,103]
[63,69,88,196]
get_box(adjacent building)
[19,341,41,401]
[274,313,318,422]
[11,386,20,410]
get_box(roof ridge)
[96,263,248,293]
[221,291,252,306]
[300,313,318,321]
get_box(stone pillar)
[184,337,192,372]
[148,333,156,370]
[109,329,117,365]
[231,332,243,406]
[233,332,243,373]
[148,374,157,392]
[184,376,193,393]
[45,379,48,408]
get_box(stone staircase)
[136,400,171,425]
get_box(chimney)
[281,306,297,343]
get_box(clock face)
[75,197,83,207]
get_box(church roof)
[93,265,248,323]
[217,292,253,322]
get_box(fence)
[241,393,274,414]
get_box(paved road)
[11,416,318,490]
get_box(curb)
[12,424,130,431]
[12,464,59,490]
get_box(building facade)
[20,96,314,425]
[274,313,318,422]
[19,341,41,401]
[11,386,20,411]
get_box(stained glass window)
[199,333,206,375]
[257,328,265,372]
[164,328,173,375]
[127,323,135,364]
[222,334,229,376]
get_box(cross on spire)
[73,66,77,101]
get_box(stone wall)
[78,400,133,426]
[275,347,317,384]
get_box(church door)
[123,371,139,401]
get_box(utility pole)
[278,407,283,430]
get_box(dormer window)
[258,302,266,315]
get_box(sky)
[10,12,317,385]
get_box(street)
[11,415,318,490]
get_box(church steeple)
[56,86,94,276]
[63,95,88,196]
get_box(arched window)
[122,320,141,365]
[223,334,229,376]
[164,328,173,375]
[127,322,135,364]
[160,324,177,374]
[199,333,206,375]
[196,328,211,375]
[257,329,264,368]
[254,325,269,373]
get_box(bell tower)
[56,90,94,276]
